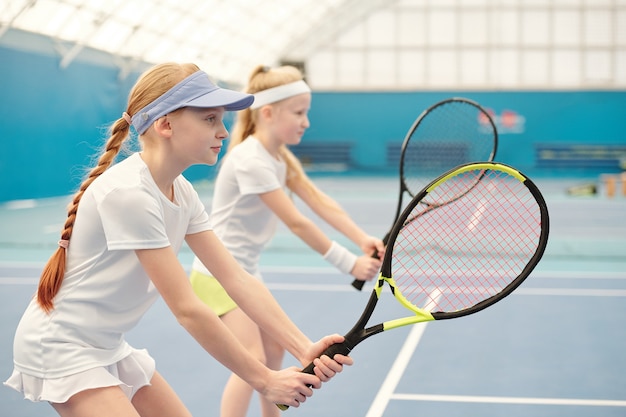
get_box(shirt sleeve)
[235,155,282,195]
[183,179,212,235]
[98,186,170,250]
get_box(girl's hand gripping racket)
[353,97,498,290]
[279,162,549,410]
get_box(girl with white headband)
[189,65,384,417]
[4,62,352,417]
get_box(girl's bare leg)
[259,328,285,417]
[132,370,192,417]
[219,307,267,417]
[52,370,191,417]
[51,386,140,417]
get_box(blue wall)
[0,39,228,202]
[1,44,139,202]
[1,38,625,202]
[304,90,626,177]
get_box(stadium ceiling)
[1,0,390,85]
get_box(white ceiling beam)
[0,0,37,40]
[279,0,396,61]
[59,9,114,69]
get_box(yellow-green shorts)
[189,270,238,316]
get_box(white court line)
[2,279,626,297]
[391,393,626,407]
[1,262,626,279]
[260,267,626,280]
[516,288,626,297]
[0,278,38,285]
[365,290,441,417]
[365,324,429,417]
[531,271,626,280]
[266,284,626,297]
[361,283,626,417]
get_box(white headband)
[250,80,311,110]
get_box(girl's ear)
[152,115,173,138]
[259,104,274,121]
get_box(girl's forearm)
[178,299,273,392]
[222,272,312,363]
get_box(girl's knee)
[263,339,285,366]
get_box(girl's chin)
[201,155,219,166]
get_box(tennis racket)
[352,97,498,290]
[279,162,548,410]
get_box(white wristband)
[323,241,358,275]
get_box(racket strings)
[402,101,496,200]
[392,169,542,313]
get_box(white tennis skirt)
[3,347,155,404]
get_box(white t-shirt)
[192,136,286,278]
[12,153,211,378]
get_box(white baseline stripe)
[533,271,626,280]
[2,279,626,297]
[516,288,626,297]
[365,291,440,417]
[391,393,626,407]
[1,278,39,285]
[366,323,429,417]
[0,264,622,276]
[1,262,625,280]
[258,267,626,280]
[271,284,626,297]
[267,283,355,292]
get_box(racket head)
[352,98,498,292]
[380,162,549,321]
[399,97,498,205]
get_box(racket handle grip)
[300,343,352,374]
[351,279,365,291]
[276,342,352,411]
[351,246,380,291]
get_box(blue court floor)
[1,175,625,417]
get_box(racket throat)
[344,323,384,351]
